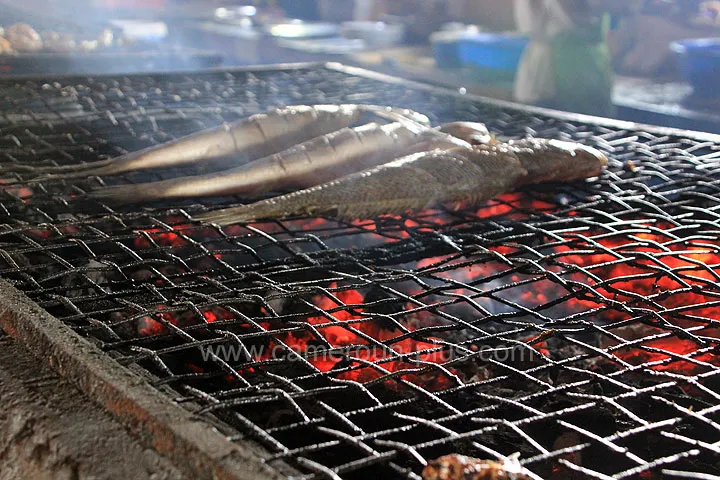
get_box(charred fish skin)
[87,120,440,205]
[194,145,527,226]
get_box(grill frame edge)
[0,278,296,480]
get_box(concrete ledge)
[0,279,289,480]
[0,332,185,479]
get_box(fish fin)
[88,183,163,205]
[3,158,115,175]
[194,195,434,226]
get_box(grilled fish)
[87,121,480,205]
[195,139,607,226]
[14,104,431,181]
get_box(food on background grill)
[6,23,43,52]
[77,39,99,53]
[89,120,479,205]
[0,24,128,56]
[697,1,720,25]
[422,454,534,480]
[195,138,607,225]
[0,36,14,54]
[22,104,431,180]
[41,31,77,54]
[97,28,114,48]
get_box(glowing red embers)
[0,178,33,200]
[138,305,235,337]
[137,304,173,337]
[550,225,720,373]
[602,324,719,375]
[134,224,192,249]
[250,282,454,390]
[473,193,558,220]
[25,224,81,241]
[554,227,720,321]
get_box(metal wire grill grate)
[1,65,719,479]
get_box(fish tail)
[2,159,118,183]
[193,203,278,226]
[87,182,168,205]
[4,161,130,185]
[3,158,115,175]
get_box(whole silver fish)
[194,139,607,226]
[87,121,482,205]
[15,104,431,181]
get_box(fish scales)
[195,145,527,225]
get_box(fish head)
[547,139,609,177]
[547,140,608,166]
[511,138,609,185]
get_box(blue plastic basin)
[432,39,464,68]
[457,33,529,71]
[671,38,720,95]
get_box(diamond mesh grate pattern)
[1,65,719,479]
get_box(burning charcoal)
[107,310,140,340]
[422,454,534,480]
[363,286,408,316]
[62,259,119,298]
[264,287,318,318]
[461,363,492,384]
[549,432,584,480]
[129,265,187,286]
